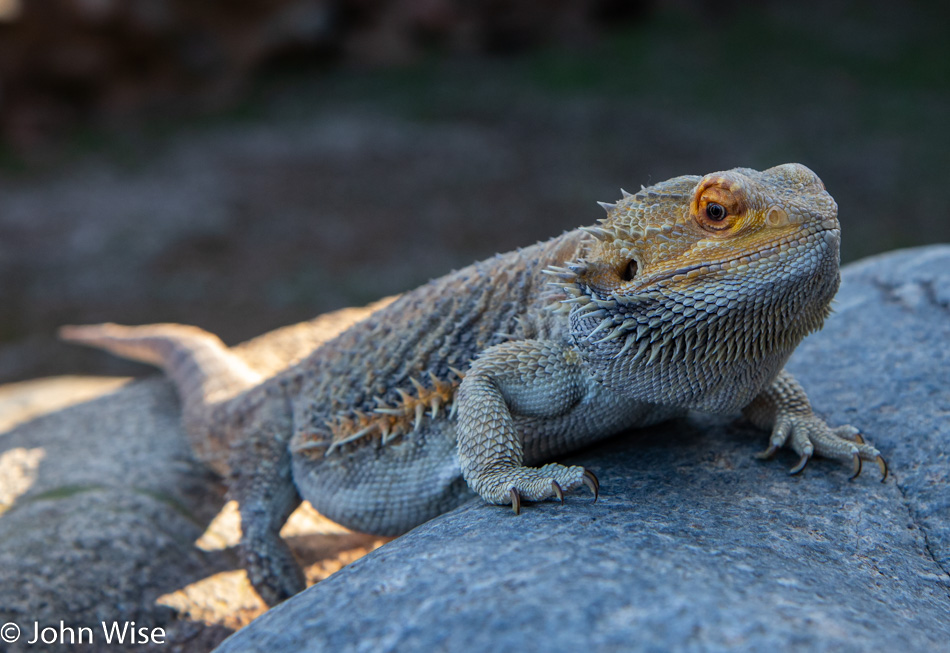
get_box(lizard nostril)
[621,260,639,281]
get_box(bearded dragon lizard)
[61,163,887,605]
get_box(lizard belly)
[294,383,680,534]
[291,419,473,536]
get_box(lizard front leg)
[744,369,887,480]
[456,339,598,513]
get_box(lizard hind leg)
[62,322,308,603]
[225,384,306,605]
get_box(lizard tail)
[60,323,263,425]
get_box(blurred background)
[0,0,947,384]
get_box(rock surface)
[215,245,950,653]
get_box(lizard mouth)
[626,226,839,294]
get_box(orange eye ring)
[691,177,746,234]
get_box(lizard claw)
[551,480,564,503]
[582,469,599,502]
[849,453,862,480]
[755,444,779,460]
[788,452,811,475]
[876,455,889,483]
[510,488,522,515]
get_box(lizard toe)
[476,463,595,509]
[760,414,886,481]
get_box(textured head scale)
[561,163,840,412]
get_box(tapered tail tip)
[60,324,95,342]
[58,323,121,343]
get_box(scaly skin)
[60,163,886,606]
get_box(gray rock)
[0,378,231,653]
[216,245,950,653]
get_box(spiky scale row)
[302,370,464,456]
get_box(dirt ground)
[1,3,948,384]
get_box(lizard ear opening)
[621,259,639,281]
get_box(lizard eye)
[621,260,638,281]
[705,203,727,221]
[691,176,746,234]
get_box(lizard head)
[552,163,841,412]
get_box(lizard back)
[286,230,586,457]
